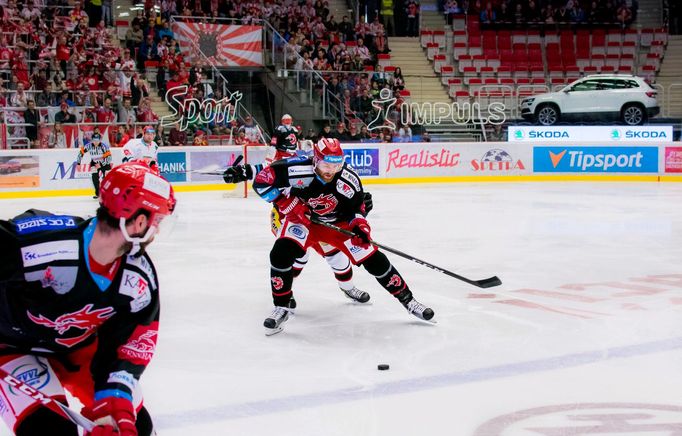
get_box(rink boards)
[1,142,681,198]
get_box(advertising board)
[509,126,673,143]
[533,146,658,173]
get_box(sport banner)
[173,23,263,67]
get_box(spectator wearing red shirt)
[115,125,131,147]
[136,98,159,124]
[82,66,101,92]
[0,38,13,72]
[11,48,30,88]
[165,70,186,111]
[168,123,187,146]
[95,97,117,139]
[56,35,71,66]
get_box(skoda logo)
[611,129,621,140]
[514,130,524,139]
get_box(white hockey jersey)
[122,138,159,165]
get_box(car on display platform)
[520,75,659,126]
[0,159,22,174]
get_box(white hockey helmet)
[281,114,293,126]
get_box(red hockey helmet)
[100,162,176,254]
[313,137,345,179]
[313,137,344,164]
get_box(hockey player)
[223,158,372,309]
[122,125,159,171]
[76,132,112,199]
[269,114,301,161]
[0,162,176,436]
[252,137,434,334]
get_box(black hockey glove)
[362,191,373,215]
[223,164,253,184]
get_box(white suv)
[520,75,659,126]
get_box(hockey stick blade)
[311,218,502,289]
[472,276,502,288]
[187,155,246,176]
[0,367,95,431]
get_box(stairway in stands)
[655,34,682,119]
[388,37,450,105]
[326,0,352,22]
[112,2,175,124]
[635,0,663,29]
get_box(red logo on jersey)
[255,166,275,184]
[118,322,159,366]
[271,276,284,290]
[27,304,115,348]
[308,194,338,216]
[286,133,297,146]
[387,274,402,288]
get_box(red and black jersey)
[0,209,160,402]
[252,156,365,224]
[270,124,301,152]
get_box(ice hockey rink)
[1,181,682,435]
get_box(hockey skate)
[341,287,370,303]
[264,306,293,335]
[402,297,435,322]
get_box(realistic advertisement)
[664,147,682,173]
[509,126,673,143]
[373,142,532,178]
[533,146,659,173]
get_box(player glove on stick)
[82,398,137,436]
[223,164,252,184]
[361,192,373,214]
[274,195,310,225]
[350,217,372,248]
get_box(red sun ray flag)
[174,23,263,67]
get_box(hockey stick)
[186,155,244,176]
[311,218,502,289]
[0,366,95,431]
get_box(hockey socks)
[362,251,434,320]
[270,267,294,306]
[362,252,409,298]
[270,239,305,307]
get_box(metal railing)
[265,21,360,126]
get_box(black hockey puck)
[377,364,389,371]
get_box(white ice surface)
[1,182,682,435]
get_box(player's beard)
[315,167,337,183]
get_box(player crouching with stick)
[251,138,434,335]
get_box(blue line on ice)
[156,336,682,428]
